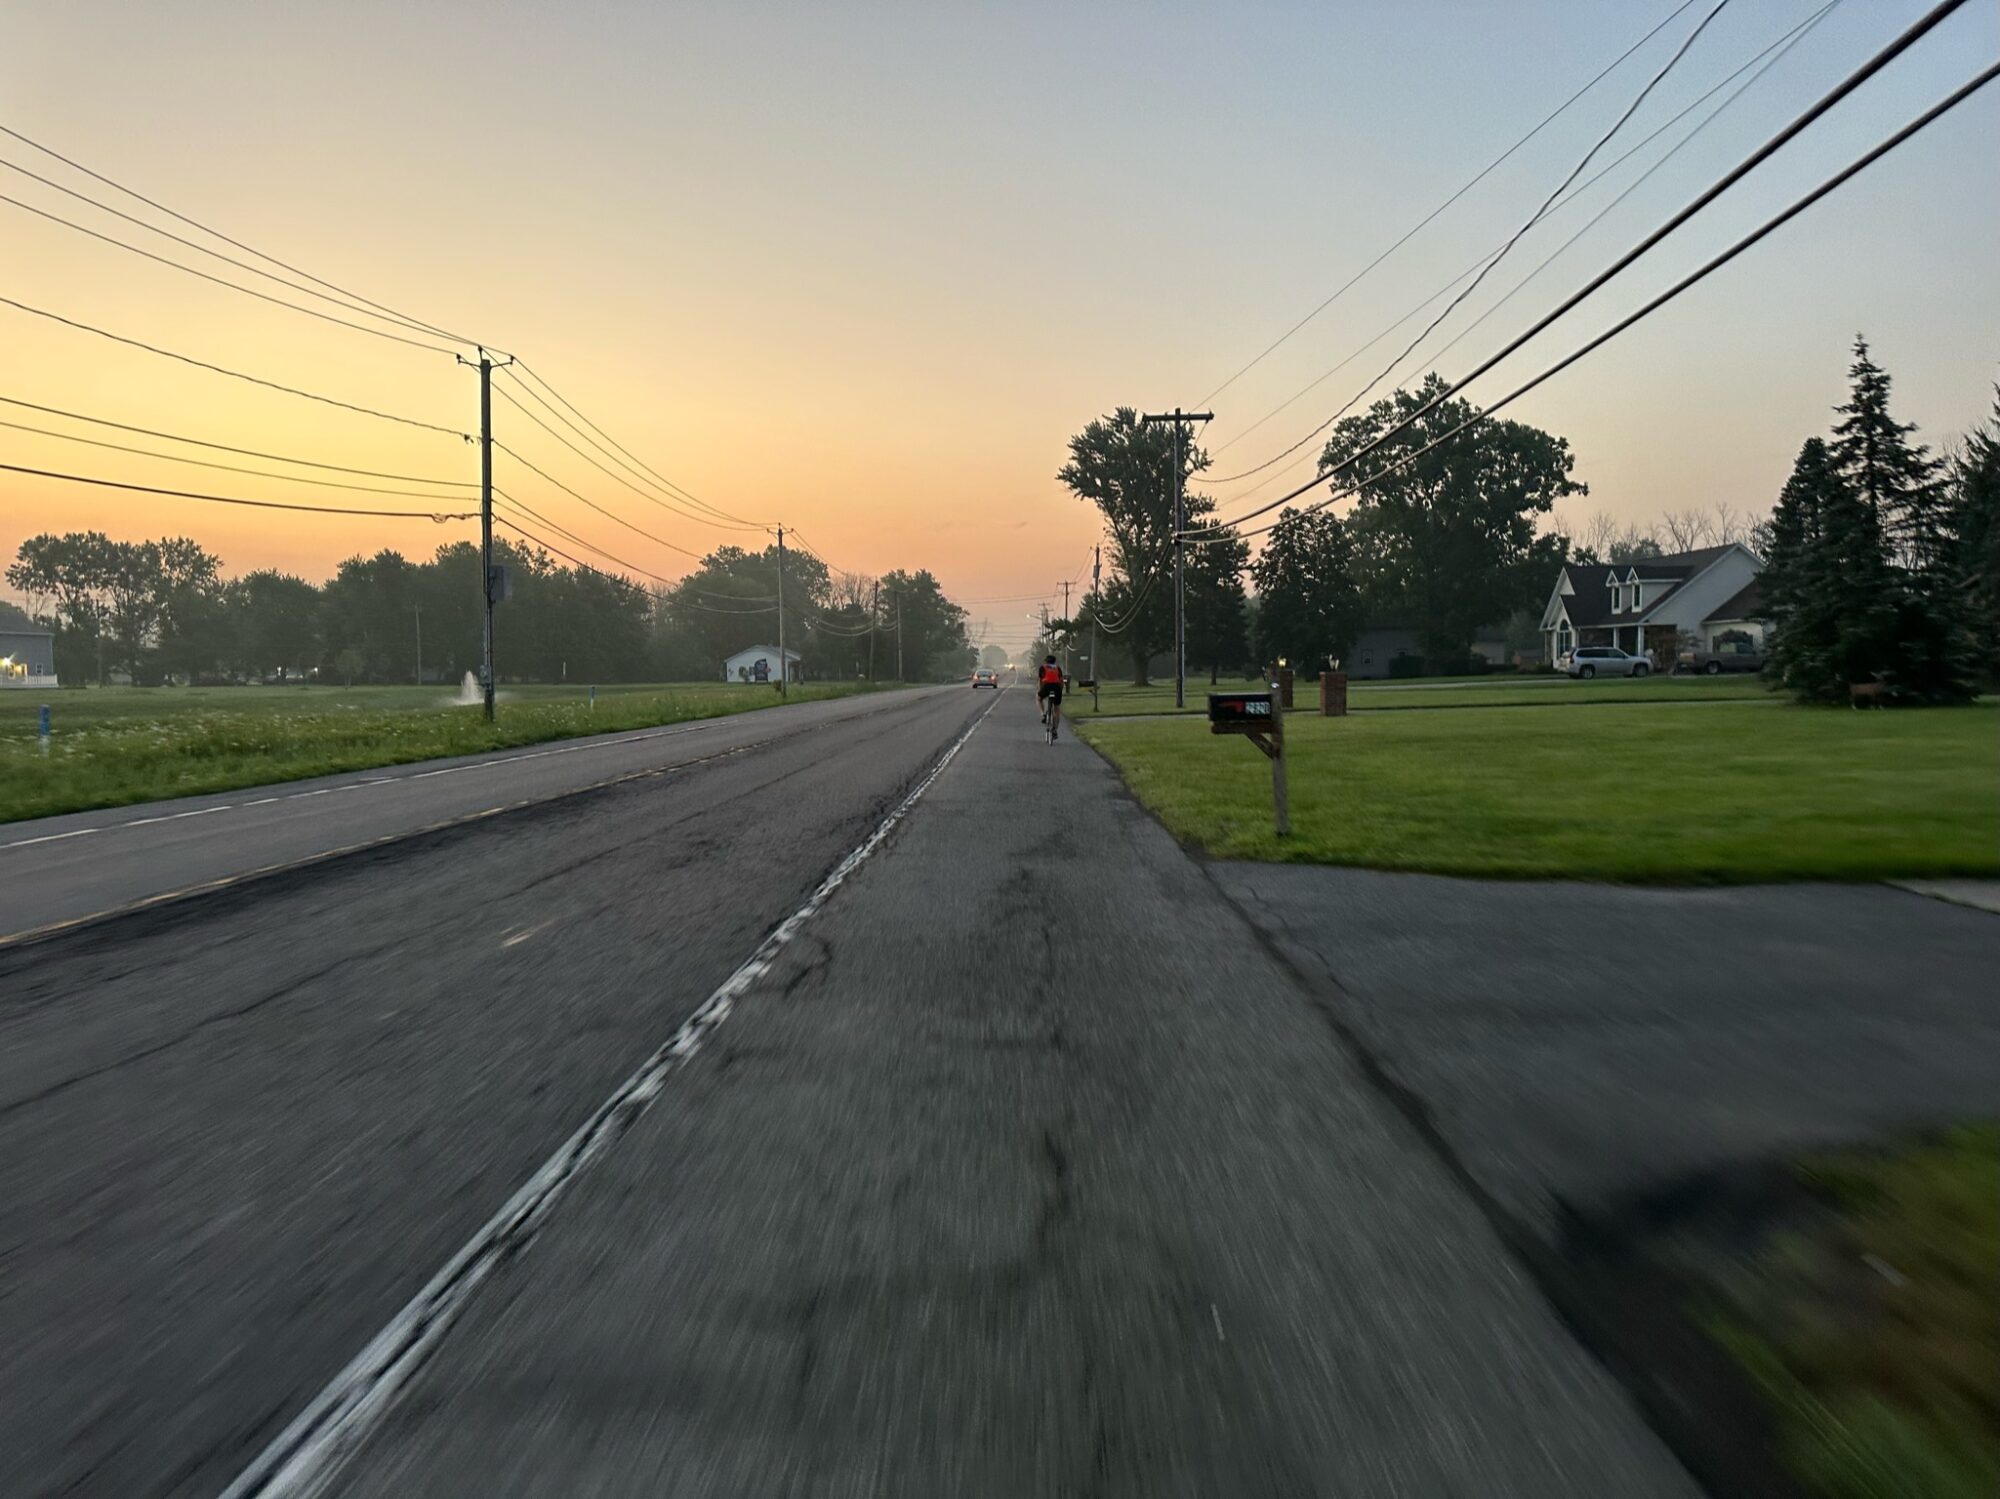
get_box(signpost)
[1207,685,1289,836]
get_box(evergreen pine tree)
[1828,337,1974,702]
[1831,338,1950,567]
[1764,439,1895,701]
[1950,388,2000,680]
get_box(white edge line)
[218,691,998,1499]
[0,826,102,850]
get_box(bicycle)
[1044,693,1062,743]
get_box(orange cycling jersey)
[1038,665,1063,686]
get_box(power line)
[1284,0,1734,464]
[0,153,465,346]
[0,122,485,349]
[1204,0,1747,489]
[1412,5,1838,392]
[1192,0,1702,407]
[489,382,753,534]
[1203,0,1842,493]
[0,295,468,438]
[491,491,680,586]
[0,395,473,484]
[1192,0,1978,537]
[0,461,478,520]
[494,365,762,531]
[492,441,705,560]
[508,359,763,528]
[1212,56,2000,545]
[491,513,662,590]
[0,190,458,353]
[0,416,477,500]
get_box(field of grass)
[1076,698,1998,882]
[1076,673,1772,716]
[1703,1126,1999,1499]
[0,681,894,823]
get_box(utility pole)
[775,526,787,697]
[459,346,514,722]
[1090,544,1101,714]
[1140,408,1212,709]
[1059,579,1072,677]
[868,578,879,681]
[895,586,904,682]
[413,602,422,687]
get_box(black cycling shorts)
[1037,683,1063,705]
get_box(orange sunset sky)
[4,0,1996,653]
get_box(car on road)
[1562,645,1652,679]
[1676,640,1766,675]
[971,669,1000,688]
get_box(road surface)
[0,684,1692,1498]
[0,688,929,945]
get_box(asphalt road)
[2,683,1692,1498]
[1212,863,2000,1237]
[0,687,932,945]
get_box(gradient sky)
[4,0,1996,654]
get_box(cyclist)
[1036,655,1065,740]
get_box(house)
[722,644,801,684]
[1345,625,1422,679]
[1540,545,1764,665]
[0,601,59,689]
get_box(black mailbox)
[1208,691,1274,732]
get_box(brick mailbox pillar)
[1319,670,1348,717]
[1267,665,1295,708]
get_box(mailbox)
[1208,691,1275,732]
[1210,687,1289,835]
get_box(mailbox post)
[1207,684,1289,837]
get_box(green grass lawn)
[0,681,895,823]
[1703,1126,1999,1499]
[1077,673,1772,716]
[1076,698,1999,881]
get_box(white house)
[1540,544,1764,665]
[722,644,801,684]
[0,601,59,689]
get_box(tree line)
[5,533,975,686]
[1059,347,1996,693]
[1057,376,1579,683]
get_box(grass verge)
[1076,698,1998,881]
[0,682,894,823]
[1701,1126,1999,1499]
[1077,674,1771,716]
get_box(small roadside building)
[0,601,58,689]
[723,644,801,684]
[1539,544,1764,664]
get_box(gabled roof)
[0,600,51,634]
[1552,564,1621,627]
[1707,579,1763,622]
[1547,545,1751,630]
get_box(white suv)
[1563,645,1651,679]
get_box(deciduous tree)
[1320,375,1581,666]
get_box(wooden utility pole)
[459,346,513,722]
[775,526,787,696]
[1140,408,1212,709]
[1090,545,1100,713]
[868,578,879,680]
[1059,579,1072,677]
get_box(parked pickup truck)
[1676,641,1766,675]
